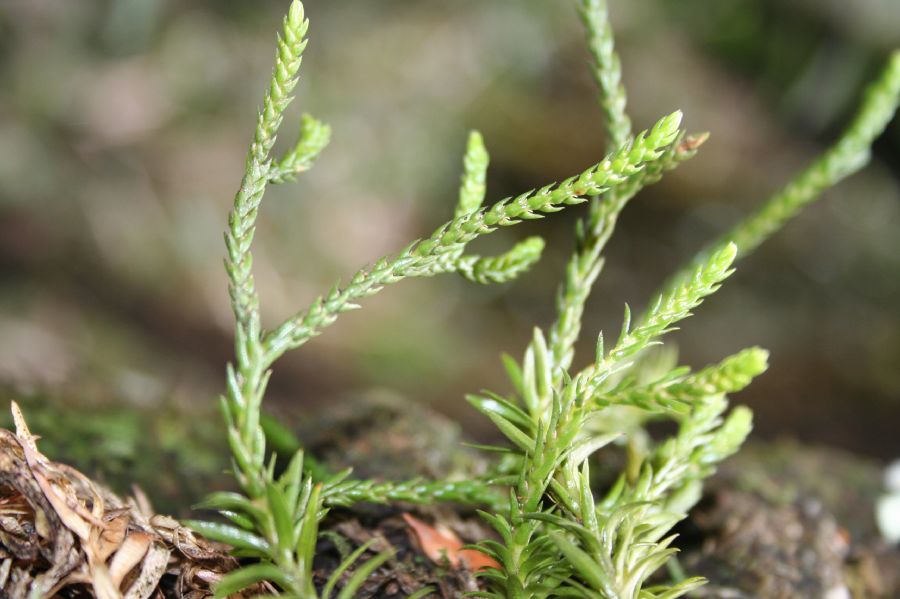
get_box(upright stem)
[547,0,633,378]
[223,1,310,497]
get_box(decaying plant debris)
[3,394,900,598]
[0,403,250,599]
[0,399,500,598]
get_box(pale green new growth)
[457,130,490,217]
[270,113,332,183]
[195,0,899,597]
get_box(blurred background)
[0,0,898,511]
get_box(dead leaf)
[90,561,123,599]
[123,541,170,599]
[28,462,92,540]
[402,513,499,572]
[10,401,38,454]
[109,531,152,586]
[0,403,283,597]
[96,514,129,562]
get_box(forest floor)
[1,396,897,598]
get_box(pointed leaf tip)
[722,241,738,262]
[468,129,486,149]
[667,110,684,130]
[288,0,305,24]
[745,346,770,374]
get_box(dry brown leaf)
[90,561,123,599]
[123,541,170,599]
[19,437,104,542]
[33,504,51,538]
[0,404,262,597]
[96,514,129,563]
[131,486,155,519]
[402,513,499,572]
[27,462,93,540]
[0,558,11,587]
[109,531,152,586]
[10,401,38,454]
[45,565,91,597]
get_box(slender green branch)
[547,132,707,379]
[543,2,712,383]
[263,111,685,362]
[578,243,737,393]
[660,50,900,296]
[579,0,631,150]
[541,0,637,380]
[452,133,550,286]
[209,5,395,597]
[269,113,332,184]
[595,347,769,415]
[223,0,312,497]
[457,236,546,285]
[323,475,506,511]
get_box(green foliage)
[189,0,900,596]
[661,50,900,294]
[262,108,685,360]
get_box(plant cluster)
[188,1,900,597]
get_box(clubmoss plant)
[187,1,900,597]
